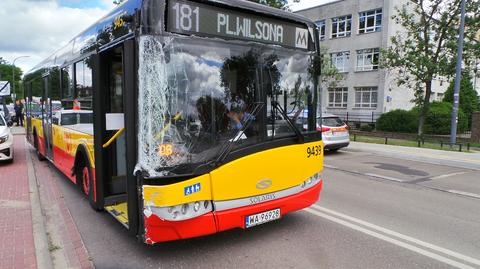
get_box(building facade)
[296,0,448,124]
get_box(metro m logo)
[295,28,308,49]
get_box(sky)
[0,0,335,75]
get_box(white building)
[295,0,448,124]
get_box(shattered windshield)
[137,36,317,177]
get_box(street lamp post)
[449,0,466,146]
[11,55,30,102]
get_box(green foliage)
[248,0,299,10]
[376,103,468,135]
[319,46,344,88]
[443,73,479,128]
[0,63,23,100]
[376,109,418,133]
[359,124,374,132]
[380,0,480,135]
[423,102,468,135]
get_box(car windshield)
[0,115,5,126]
[323,117,345,127]
[136,36,318,177]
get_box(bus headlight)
[300,173,321,189]
[145,200,213,221]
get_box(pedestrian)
[73,98,81,110]
[14,100,24,126]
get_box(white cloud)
[0,0,113,74]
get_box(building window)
[315,20,326,41]
[331,15,352,38]
[356,48,380,71]
[359,9,382,34]
[328,87,348,108]
[331,51,350,73]
[355,87,378,108]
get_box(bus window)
[61,65,74,109]
[75,59,93,110]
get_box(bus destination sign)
[168,0,311,49]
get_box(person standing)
[14,100,24,126]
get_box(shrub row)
[376,102,468,135]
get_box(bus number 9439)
[306,145,322,158]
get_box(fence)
[327,111,382,129]
[350,130,475,152]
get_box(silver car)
[321,114,350,151]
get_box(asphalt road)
[33,143,480,269]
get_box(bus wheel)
[76,157,100,210]
[33,132,45,161]
[81,166,91,196]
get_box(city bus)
[24,0,324,244]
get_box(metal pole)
[450,0,466,145]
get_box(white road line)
[430,171,470,180]
[309,205,480,267]
[447,190,480,199]
[365,173,405,182]
[323,164,338,169]
[304,208,476,269]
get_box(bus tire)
[75,154,99,210]
[33,130,45,161]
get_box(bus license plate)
[245,209,281,228]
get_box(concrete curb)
[25,140,54,269]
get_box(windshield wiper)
[271,100,304,143]
[212,102,264,167]
[265,68,304,143]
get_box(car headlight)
[0,135,9,144]
[300,173,322,189]
[144,200,213,221]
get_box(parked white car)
[321,114,350,151]
[0,114,14,162]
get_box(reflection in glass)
[137,36,317,177]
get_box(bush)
[423,102,468,135]
[376,109,418,133]
[359,124,374,132]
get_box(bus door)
[93,40,138,233]
[42,75,53,159]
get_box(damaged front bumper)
[142,178,322,244]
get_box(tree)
[0,63,23,102]
[381,0,480,136]
[443,73,479,128]
[248,0,299,10]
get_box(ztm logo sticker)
[295,28,308,49]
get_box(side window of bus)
[75,59,93,111]
[61,65,74,110]
[50,68,62,116]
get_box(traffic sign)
[0,81,11,96]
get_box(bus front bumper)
[143,179,323,244]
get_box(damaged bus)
[24,0,324,244]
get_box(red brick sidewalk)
[31,143,93,269]
[0,135,93,269]
[0,136,37,269]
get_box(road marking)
[324,164,338,169]
[306,205,480,268]
[365,173,405,182]
[447,190,480,199]
[430,171,470,180]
